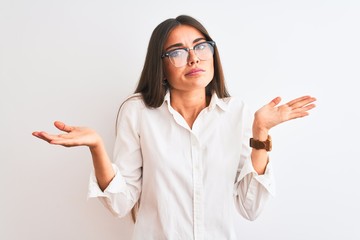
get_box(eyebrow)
[165,37,206,51]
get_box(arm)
[32,121,114,191]
[234,95,316,220]
[251,96,316,174]
[33,97,143,218]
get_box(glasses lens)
[169,49,188,67]
[194,42,214,60]
[165,41,215,67]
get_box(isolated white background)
[1,0,359,239]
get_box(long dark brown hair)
[135,15,230,107]
[119,15,230,222]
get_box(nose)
[187,49,200,66]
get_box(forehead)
[164,25,205,47]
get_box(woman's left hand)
[253,95,317,133]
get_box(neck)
[170,89,209,128]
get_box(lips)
[185,68,205,76]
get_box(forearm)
[251,122,269,175]
[89,140,115,191]
[250,94,316,174]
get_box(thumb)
[268,97,281,107]
[54,121,73,133]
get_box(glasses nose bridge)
[186,47,199,61]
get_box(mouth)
[185,68,205,76]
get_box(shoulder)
[119,93,147,112]
[218,96,254,124]
[219,96,250,113]
[116,93,147,121]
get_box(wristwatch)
[249,135,272,151]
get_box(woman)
[33,15,316,239]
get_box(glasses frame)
[161,40,216,67]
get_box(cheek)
[163,61,174,79]
[208,60,215,79]
[164,64,182,81]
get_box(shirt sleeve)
[87,96,143,218]
[233,102,276,221]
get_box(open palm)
[254,96,316,131]
[32,121,100,148]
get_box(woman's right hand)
[32,121,101,149]
[33,121,115,191]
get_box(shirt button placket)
[190,133,204,240]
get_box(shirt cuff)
[87,164,127,199]
[237,158,276,196]
[254,160,276,196]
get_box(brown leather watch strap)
[249,135,272,151]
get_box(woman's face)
[162,25,214,93]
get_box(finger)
[292,103,316,113]
[34,132,75,146]
[40,131,71,141]
[32,131,42,138]
[54,121,74,133]
[291,97,317,109]
[286,95,310,105]
[32,131,51,142]
[32,131,57,143]
[301,103,316,111]
[290,111,310,119]
[268,97,281,107]
[289,103,316,118]
[287,96,315,108]
[50,139,80,147]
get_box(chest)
[138,107,244,179]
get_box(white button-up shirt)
[88,92,275,240]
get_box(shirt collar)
[164,91,230,112]
[208,92,229,112]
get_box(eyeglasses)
[161,41,215,68]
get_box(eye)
[168,49,186,58]
[195,42,208,51]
